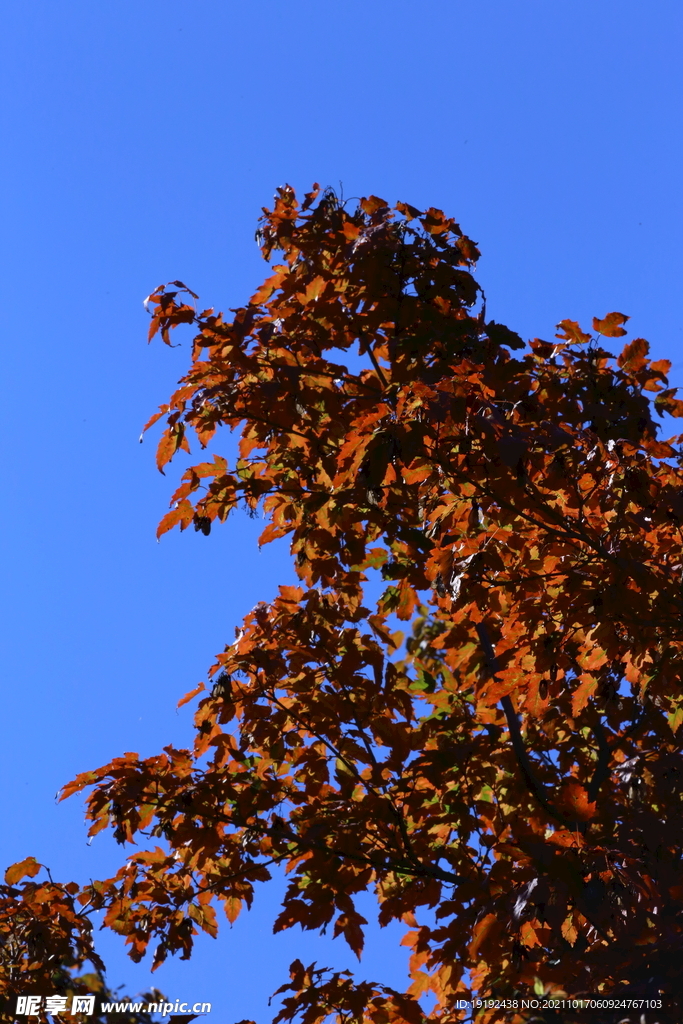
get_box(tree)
[4,185,683,1023]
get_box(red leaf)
[333,911,367,959]
[558,781,596,821]
[301,183,321,211]
[617,337,649,372]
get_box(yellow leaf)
[668,704,683,734]
[561,913,578,946]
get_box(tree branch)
[586,715,611,804]
[475,621,565,824]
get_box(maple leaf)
[555,318,591,345]
[557,780,597,822]
[592,311,629,337]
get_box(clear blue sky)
[1,1,682,1018]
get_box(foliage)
[0,860,163,1022]
[5,185,683,1023]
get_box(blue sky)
[1,0,682,1018]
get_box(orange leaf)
[655,388,683,418]
[396,579,418,621]
[177,682,206,708]
[156,431,177,474]
[141,406,169,437]
[558,781,596,821]
[617,337,649,372]
[5,857,41,885]
[156,500,194,539]
[555,319,590,344]
[354,547,388,571]
[643,438,675,458]
[456,235,480,262]
[469,913,500,959]
[189,901,218,937]
[301,183,320,210]
[250,267,287,306]
[592,311,629,337]
[298,276,327,304]
[342,222,362,242]
[223,896,242,924]
[360,195,388,215]
[571,673,598,716]
[548,829,583,849]
[59,770,99,801]
[408,971,432,998]
[520,921,542,948]
[395,200,421,221]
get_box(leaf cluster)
[6,185,683,1023]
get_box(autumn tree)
[4,185,683,1023]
